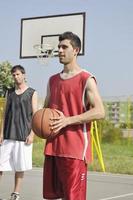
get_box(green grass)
[32,138,45,167]
[89,141,133,174]
[32,138,133,175]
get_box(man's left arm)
[26,91,38,144]
[74,76,105,123]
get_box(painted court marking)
[88,172,133,200]
[89,172,133,180]
[99,192,133,200]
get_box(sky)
[0,0,132,100]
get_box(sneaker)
[9,193,20,200]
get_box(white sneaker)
[9,193,20,200]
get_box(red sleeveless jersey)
[44,70,94,163]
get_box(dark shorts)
[43,155,87,200]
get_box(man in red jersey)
[43,32,105,200]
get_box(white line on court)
[32,169,133,180]
[99,192,133,200]
[88,172,133,180]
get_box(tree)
[0,61,14,97]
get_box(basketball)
[32,108,60,139]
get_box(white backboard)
[20,12,86,58]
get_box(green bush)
[97,120,123,143]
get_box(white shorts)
[0,140,33,171]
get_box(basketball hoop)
[33,44,56,65]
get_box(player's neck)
[15,82,28,92]
[61,64,82,79]
[63,63,81,74]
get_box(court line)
[99,192,133,200]
[32,169,133,180]
[88,172,133,179]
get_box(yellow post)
[91,121,105,172]
[91,123,94,161]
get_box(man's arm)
[69,77,105,124]
[0,117,4,144]
[0,92,8,144]
[32,91,38,114]
[51,77,105,132]
[43,81,50,108]
[25,91,38,144]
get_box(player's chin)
[59,58,64,63]
[59,58,68,65]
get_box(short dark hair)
[11,65,25,74]
[59,31,81,53]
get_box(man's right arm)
[0,93,8,144]
[0,122,4,144]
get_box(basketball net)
[33,43,56,66]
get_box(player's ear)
[24,73,26,81]
[74,47,80,56]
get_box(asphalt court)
[1,168,133,200]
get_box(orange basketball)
[32,108,60,139]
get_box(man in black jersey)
[0,65,38,200]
